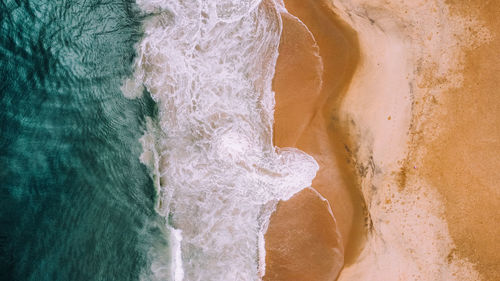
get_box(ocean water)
[1,0,319,280]
[0,1,169,280]
[127,0,318,280]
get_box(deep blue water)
[0,0,168,280]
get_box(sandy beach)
[266,0,500,280]
[265,0,363,279]
[4,0,497,279]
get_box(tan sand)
[266,0,499,280]
[419,1,500,280]
[265,0,364,280]
[331,0,498,280]
[264,188,343,281]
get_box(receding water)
[127,1,318,280]
[1,0,320,280]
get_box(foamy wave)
[125,0,319,280]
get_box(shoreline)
[266,0,499,280]
[265,0,364,279]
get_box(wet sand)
[266,0,500,280]
[265,0,364,280]
[264,188,343,281]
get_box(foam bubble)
[171,227,184,281]
[130,0,319,279]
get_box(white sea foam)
[170,227,184,281]
[126,0,319,280]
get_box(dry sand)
[419,1,500,279]
[265,0,500,280]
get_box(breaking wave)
[123,0,319,280]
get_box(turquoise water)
[0,1,169,280]
[0,1,326,279]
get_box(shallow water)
[127,0,319,280]
[1,0,323,280]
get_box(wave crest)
[127,0,319,280]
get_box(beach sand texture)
[265,0,500,280]
[265,0,363,279]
